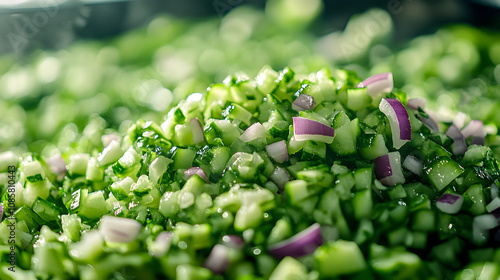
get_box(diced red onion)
[446,124,467,155]
[292,93,316,111]
[374,152,405,187]
[486,197,500,213]
[452,112,467,129]
[102,134,121,148]
[358,73,394,96]
[406,98,427,110]
[471,128,486,146]
[292,117,335,144]
[46,154,66,180]
[0,205,3,221]
[191,118,206,144]
[150,231,173,257]
[184,167,209,182]
[269,166,290,191]
[461,120,483,139]
[240,122,268,142]
[379,98,411,149]
[222,235,245,250]
[99,216,142,243]
[204,244,231,274]
[473,214,499,245]
[436,193,464,214]
[269,223,323,259]
[417,111,440,132]
[402,155,423,177]
[265,140,289,163]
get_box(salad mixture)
[1,1,500,279]
[2,65,500,279]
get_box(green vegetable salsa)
[2,65,500,280]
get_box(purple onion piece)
[269,223,323,259]
[446,124,467,155]
[222,235,245,250]
[292,93,316,111]
[46,154,67,180]
[471,128,486,146]
[191,118,206,144]
[265,140,289,163]
[240,122,267,142]
[358,73,394,96]
[292,117,334,144]
[0,205,3,221]
[99,216,142,243]
[184,167,209,182]
[204,244,231,274]
[417,111,440,132]
[436,193,464,214]
[374,152,405,187]
[374,154,392,178]
[379,98,411,149]
[461,120,483,139]
[406,98,427,110]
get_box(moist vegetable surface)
[1,66,500,280]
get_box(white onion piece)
[292,117,335,144]
[446,124,467,155]
[461,120,483,139]
[402,155,423,177]
[379,98,411,149]
[204,244,231,274]
[46,153,67,180]
[266,140,289,163]
[452,112,467,129]
[99,216,142,243]
[292,93,316,111]
[222,235,245,250]
[269,166,291,191]
[190,118,206,144]
[269,223,323,259]
[473,214,499,245]
[240,122,268,142]
[486,197,500,213]
[436,193,464,214]
[358,73,394,96]
[184,167,209,182]
[101,134,121,148]
[406,98,427,110]
[374,152,405,187]
[150,231,173,257]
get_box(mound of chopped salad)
[1,65,500,279]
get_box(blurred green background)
[0,0,499,157]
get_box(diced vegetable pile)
[2,66,500,279]
[2,4,500,159]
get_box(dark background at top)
[0,0,499,56]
